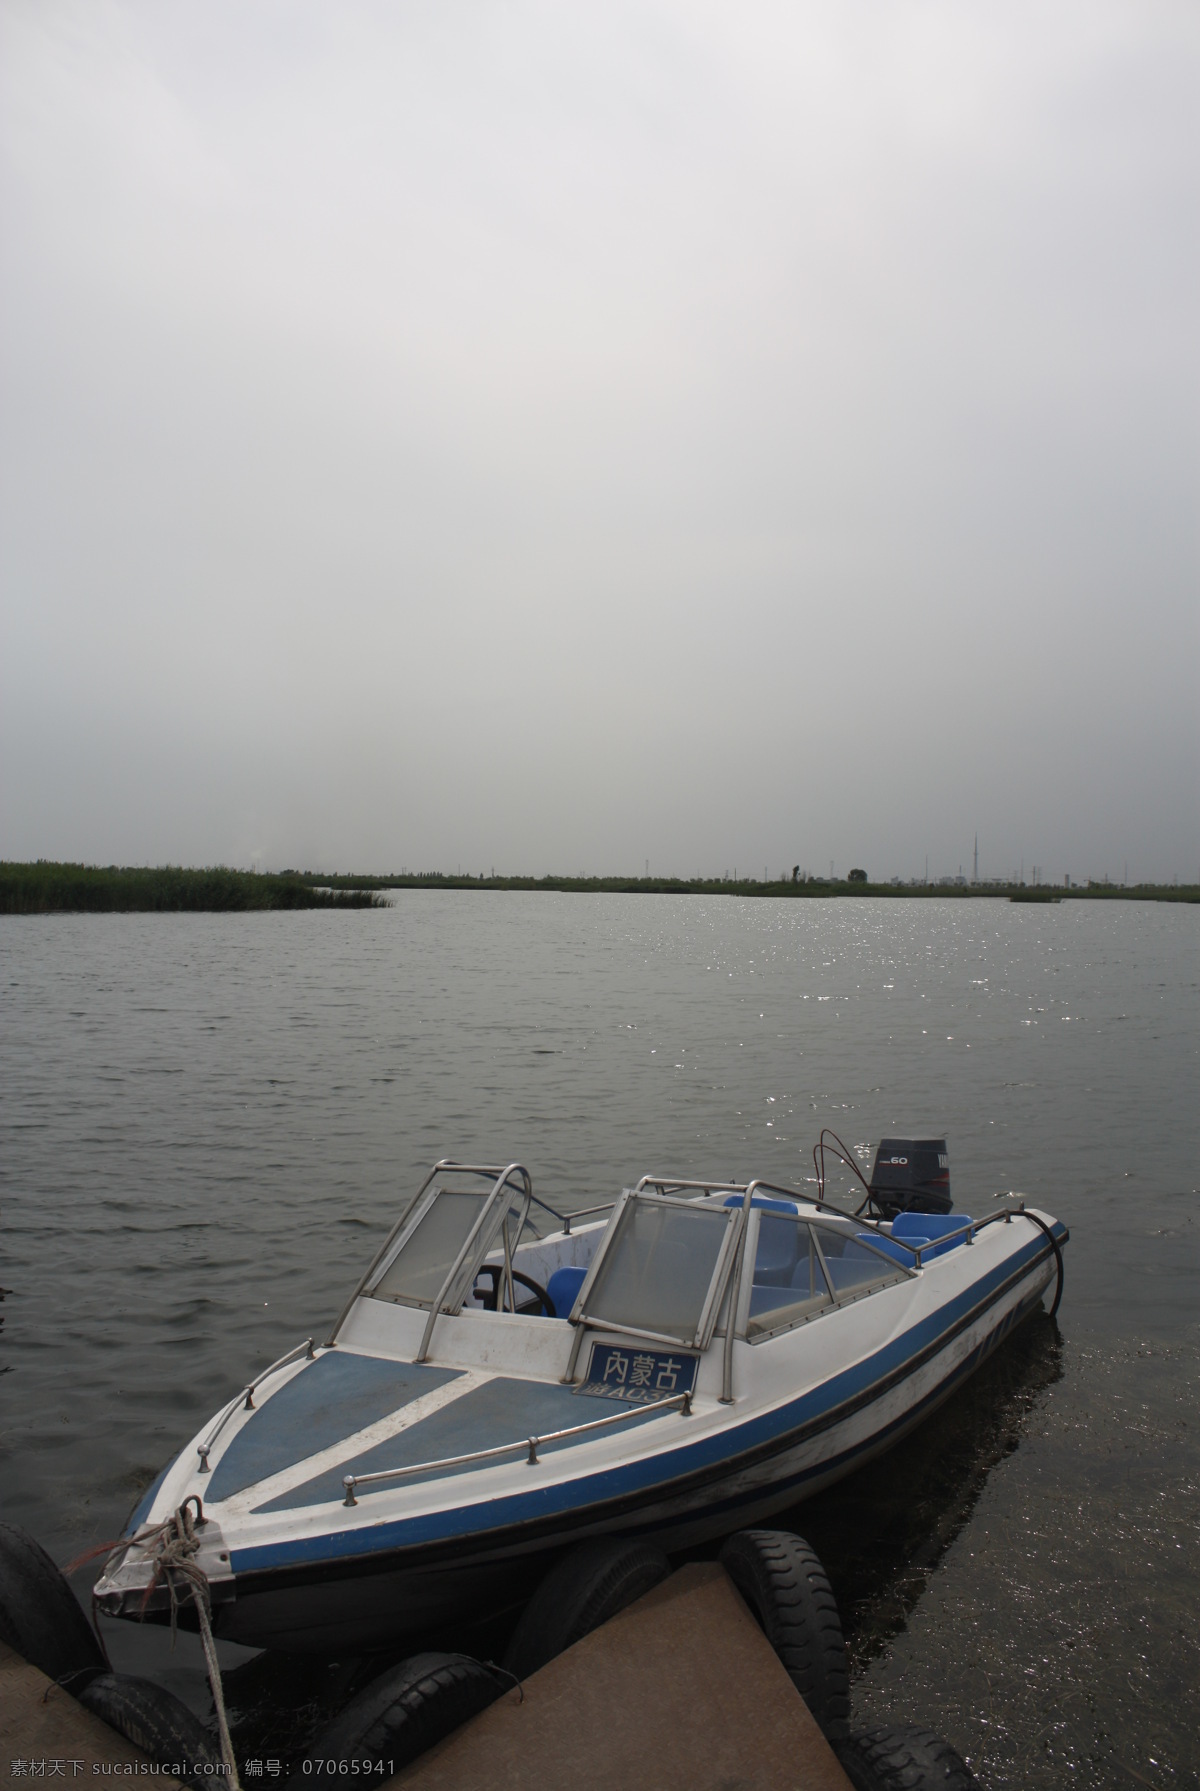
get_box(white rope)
[144,1502,242,1789]
[192,1591,240,1786]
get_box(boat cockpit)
[328,1162,979,1382]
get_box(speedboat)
[94,1149,1068,1653]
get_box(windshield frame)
[568,1188,742,1351]
[738,1207,913,1343]
[326,1160,534,1349]
[365,1185,502,1311]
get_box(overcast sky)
[1,1,1196,884]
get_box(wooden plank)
[0,1641,180,1785]
[394,1562,851,1791]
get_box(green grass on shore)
[0,862,384,915]
[2,862,1194,913]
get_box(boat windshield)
[745,1215,905,1340]
[370,1189,495,1307]
[817,1229,906,1296]
[579,1196,738,1346]
[746,1221,833,1337]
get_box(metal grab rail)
[561,1202,618,1236]
[196,1338,315,1472]
[523,1192,618,1236]
[526,1190,567,1227]
[340,1389,693,1506]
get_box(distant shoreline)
[1,861,1195,913]
[314,872,1197,902]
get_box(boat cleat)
[93,1516,234,1620]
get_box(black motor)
[868,1138,951,1217]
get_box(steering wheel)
[471,1264,555,1318]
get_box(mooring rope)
[76,1503,242,1786]
[141,1500,242,1788]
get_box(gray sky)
[2,1,1196,884]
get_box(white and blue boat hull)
[97,1204,1066,1653]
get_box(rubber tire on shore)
[718,1528,850,1741]
[0,1522,107,1694]
[836,1725,980,1791]
[502,1537,672,1681]
[294,1653,501,1785]
[78,1674,222,1784]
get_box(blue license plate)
[576,1344,698,1405]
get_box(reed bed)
[0,863,384,914]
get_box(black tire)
[294,1653,501,1785]
[719,1528,849,1740]
[502,1537,671,1681]
[78,1674,221,1784]
[836,1725,980,1790]
[0,1522,107,1693]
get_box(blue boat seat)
[724,1195,801,1287]
[547,1266,587,1318]
[891,1212,974,1259]
[857,1231,927,1266]
[787,1256,828,1298]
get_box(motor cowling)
[868,1139,951,1217]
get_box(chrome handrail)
[561,1201,618,1236]
[526,1190,568,1227]
[516,1194,619,1237]
[634,1174,807,1201]
[844,1212,979,1266]
[634,1175,744,1196]
[340,1388,693,1505]
[196,1337,315,1471]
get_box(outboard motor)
[868,1139,951,1218]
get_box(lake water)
[2,895,1197,1786]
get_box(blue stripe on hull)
[230,1228,1062,1576]
[636,1275,1048,1543]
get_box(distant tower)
[973,834,978,884]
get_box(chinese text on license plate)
[577,1344,698,1405]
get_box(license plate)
[576,1343,698,1405]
